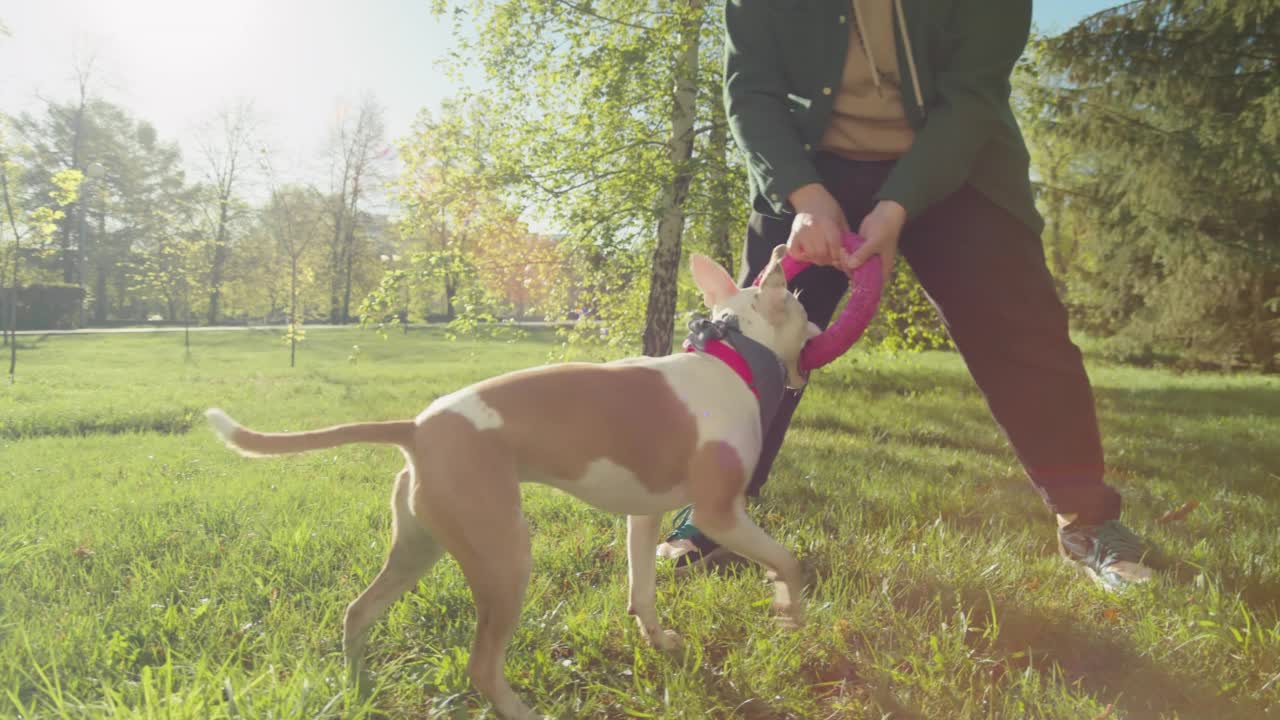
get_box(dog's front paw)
[653,628,683,652]
[771,602,805,630]
[770,587,806,630]
[639,625,682,652]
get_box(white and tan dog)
[205,245,819,720]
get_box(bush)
[864,264,952,353]
[0,284,85,330]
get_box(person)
[657,0,1155,591]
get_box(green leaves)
[1022,0,1280,370]
[415,0,732,353]
[48,168,82,208]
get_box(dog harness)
[682,314,787,431]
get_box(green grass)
[2,327,1278,719]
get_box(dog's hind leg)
[343,468,444,690]
[459,515,538,720]
[627,514,680,651]
[413,450,540,720]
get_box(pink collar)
[683,337,758,397]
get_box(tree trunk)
[1248,268,1278,371]
[3,162,21,378]
[184,286,192,360]
[342,224,356,323]
[61,107,86,284]
[444,274,457,321]
[642,4,702,357]
[707,91,735,271]
[204,106,251,326]
[1045,162,1070,298]
[341,173,362,323]
[6,284,15,379]
[206,181,232,324]
[290,255,298,368]
[94,262,109,324]
[114,272,129,323]
[328,202,345,323]
[91,206,107,323]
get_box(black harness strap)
[684,314,787,432]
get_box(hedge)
[0,284,85,330]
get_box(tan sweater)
[818,0,915,160]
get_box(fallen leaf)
[1102,608,1121,623]
[73,545,95,559]
[1157,499,1200,524]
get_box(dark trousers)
[738,152,1122,524]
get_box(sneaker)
[1058,518,1155,591]
[656,505,732,575]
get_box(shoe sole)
[1058,541,1151,592]
[671,546,740,577]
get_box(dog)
[204,244,819,720]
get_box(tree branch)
[550,0,654,31]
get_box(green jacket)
[723,0,1044,235]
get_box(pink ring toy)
[754,232,883,373]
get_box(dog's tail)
[205,408,414,458]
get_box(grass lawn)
[2,327,1278,719]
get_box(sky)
[0,0,1121,207]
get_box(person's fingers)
[791,213,856,268]
[826,205,849,235]
[846,235,877,270]
[824,226,845,268]
[803,226,831,266]
[788,229,819,264]
[835,226,858,270]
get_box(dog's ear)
[755,245,790,321]
[690,253,739,308]
[759,244,788,291]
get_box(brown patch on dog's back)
[472,363,699,493]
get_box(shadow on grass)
[1096,383,1280,422]
[2,339,47,351]
[791,411,1011,459]
[801,358,1280,617]
[807,576,1271,720]
[814,358,981,398]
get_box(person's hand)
[848,199,906,282]
[786,183,852,269]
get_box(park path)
[13,321,569,336]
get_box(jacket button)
[803,144,812,151]
[839,15,846,23]
[822,87,832,95]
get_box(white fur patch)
[205,408,240,441]
[421,389,504,431]
[555,457,687,516]
[204,407,273,457]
